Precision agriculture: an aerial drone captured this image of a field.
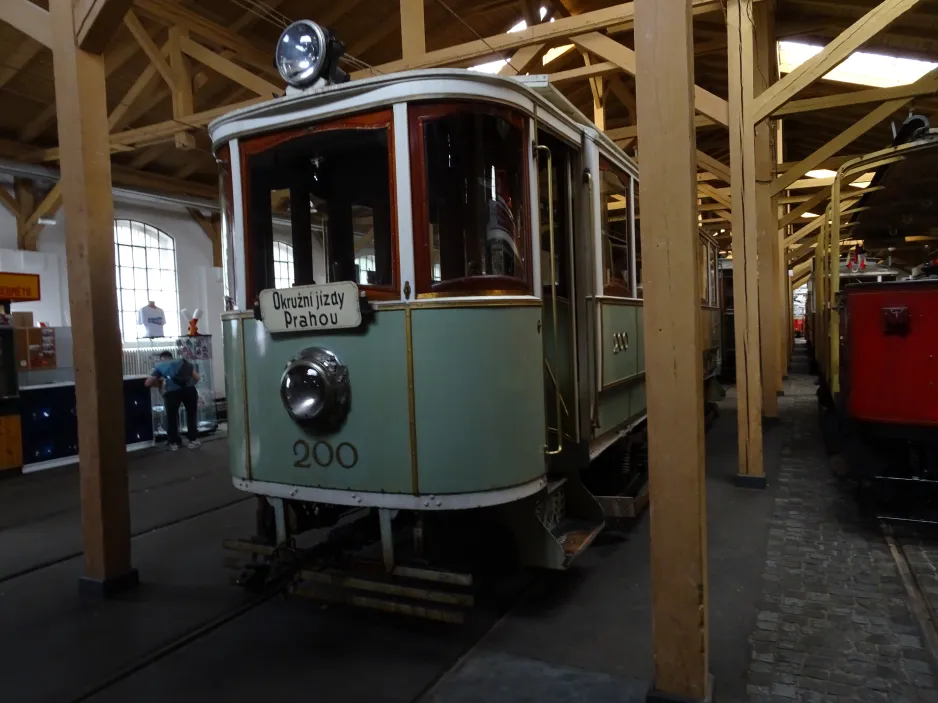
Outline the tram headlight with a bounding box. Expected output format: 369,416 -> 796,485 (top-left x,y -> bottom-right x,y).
280,348 -> 351,426
275,20 -> 328,88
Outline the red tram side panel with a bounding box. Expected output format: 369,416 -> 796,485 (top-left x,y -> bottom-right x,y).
841,281 -> 938,427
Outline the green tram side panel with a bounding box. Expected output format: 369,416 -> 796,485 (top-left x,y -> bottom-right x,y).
224,317 -> 250,479
541,298 -> 575,435
410,306 -> 547,495
233,312 -> 413,493
596,300 -> 646,436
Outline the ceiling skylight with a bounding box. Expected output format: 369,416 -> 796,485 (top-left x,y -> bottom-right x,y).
469,7 -> 558,74
778,41 -> 937,88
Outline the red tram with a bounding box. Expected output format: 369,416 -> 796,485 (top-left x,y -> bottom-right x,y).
809,119 -> 938,485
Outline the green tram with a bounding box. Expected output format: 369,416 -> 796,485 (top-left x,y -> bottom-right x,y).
210,22 -> 722,607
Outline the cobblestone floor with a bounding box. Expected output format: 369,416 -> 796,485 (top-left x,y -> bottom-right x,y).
746,374 -> 938,703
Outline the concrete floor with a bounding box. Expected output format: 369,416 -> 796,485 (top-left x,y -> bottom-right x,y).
0,390 -> 783,703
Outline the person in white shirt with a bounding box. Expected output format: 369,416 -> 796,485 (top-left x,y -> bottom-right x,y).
137,301 -> 166,338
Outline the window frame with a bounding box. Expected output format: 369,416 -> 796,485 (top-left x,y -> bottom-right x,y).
409,101 -> 533,298
272,241 -> 295,289
238,109 -> 400,302
598,157 -> 633,298
114,219 -> 179,342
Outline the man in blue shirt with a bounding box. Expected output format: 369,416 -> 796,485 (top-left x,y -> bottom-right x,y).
146,351 -> 202,451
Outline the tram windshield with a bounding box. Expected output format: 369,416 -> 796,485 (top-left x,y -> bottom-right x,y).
411,104 -> 530,295
241,111 -> 396,300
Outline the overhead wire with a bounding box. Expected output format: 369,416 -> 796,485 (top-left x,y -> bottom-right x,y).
432,0 -> 516,70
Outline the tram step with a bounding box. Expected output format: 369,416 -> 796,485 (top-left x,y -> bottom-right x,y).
550,518 -> 604,565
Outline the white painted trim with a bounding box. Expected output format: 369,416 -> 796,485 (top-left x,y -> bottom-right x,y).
393,103 -> 416,301
589,413 -> 646,461
529,116 -> 542,300
371,295 -> 541,308
628,176 -> 638,296
211,76 -> 537,146
232,475 -> 548,510
230,138 -> 248,311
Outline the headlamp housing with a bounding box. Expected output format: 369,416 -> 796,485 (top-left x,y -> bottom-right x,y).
280,347 -> 350,427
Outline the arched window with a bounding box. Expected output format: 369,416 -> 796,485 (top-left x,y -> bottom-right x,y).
273,241 -> 294,288
114,220 -> 179,341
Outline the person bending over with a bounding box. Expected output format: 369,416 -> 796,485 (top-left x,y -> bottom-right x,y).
146,351 -> 202,451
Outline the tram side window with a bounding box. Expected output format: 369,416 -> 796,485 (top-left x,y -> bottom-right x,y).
413,105 -> 529,295
243,115 -> 396,300
600,162 -> 631,297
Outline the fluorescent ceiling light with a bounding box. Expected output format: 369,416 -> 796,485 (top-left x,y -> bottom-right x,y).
778,40 -> 937,88
806,169 -> 837,179
803,212 -> 820,218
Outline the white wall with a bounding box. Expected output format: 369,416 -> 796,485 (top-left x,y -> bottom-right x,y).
0,190 -> 226,395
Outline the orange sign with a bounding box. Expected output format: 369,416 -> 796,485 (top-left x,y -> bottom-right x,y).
0,273 -> 40,302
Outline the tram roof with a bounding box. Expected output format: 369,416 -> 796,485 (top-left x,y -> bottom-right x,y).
208,68 -> 637,176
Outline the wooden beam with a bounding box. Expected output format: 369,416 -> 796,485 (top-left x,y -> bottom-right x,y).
0,39 -> 44,91
498,44 -> 547,75
134,0 -> 278,80
779,186 -> 831,231
0,186 -> 18,218
188,208 -> 222,267
74,0 -> 134,53
696,150 -> 731,182
168,27 -> 195,150
770,94 -> 918,196
753,0 -> 779,418
773,81 -> 938,118
570,32 -> 728,126
24,183 -> 62,235
107,56 -> 161,131
608,114 -> 717,141
753,0 -> 927,122
178,35 -> 283,98
698,182 -> 731,209
32,96 -> 266,162
13,179 -> 36,251
355,0 -> 721,77
50,0 -> 134,590
635,0 -> 709,699
401,0 -> 426,59
549,59 -> 619,84
0,0 -> 53,48
19,34 -> 140,143
123,10 -> 175,90
606,75 -> 636,121
728,0 -> 764,478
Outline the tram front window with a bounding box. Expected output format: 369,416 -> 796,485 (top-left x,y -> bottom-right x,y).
242,112 -> 397,300
412,105 -> 530,295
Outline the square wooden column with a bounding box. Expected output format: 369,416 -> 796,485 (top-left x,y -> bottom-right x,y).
50,0 -> 136,595
635,0 -> 710,700
754,0 -> 779,418
727,0 -> 765,487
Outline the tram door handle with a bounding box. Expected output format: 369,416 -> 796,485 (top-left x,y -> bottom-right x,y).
537,144 -> 562,457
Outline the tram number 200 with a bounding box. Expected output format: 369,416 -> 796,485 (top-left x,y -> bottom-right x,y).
293,439 -> 358,469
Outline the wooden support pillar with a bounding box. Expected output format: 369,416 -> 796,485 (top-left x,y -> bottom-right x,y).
13,178 -> 36,250
753,1 -> 778,417
50,0 -> 136,595
400,0 -> 426,60
635,0 -> 709,700
727,0 -> 765,485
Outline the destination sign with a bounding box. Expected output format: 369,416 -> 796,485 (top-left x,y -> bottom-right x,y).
259,281 -> 362,333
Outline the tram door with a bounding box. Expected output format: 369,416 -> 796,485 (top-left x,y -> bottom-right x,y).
537,129 -> 582,467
